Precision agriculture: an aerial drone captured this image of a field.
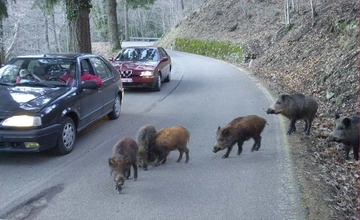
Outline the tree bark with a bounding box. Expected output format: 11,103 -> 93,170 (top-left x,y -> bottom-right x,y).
124,0 -> 129,41
108,0 -> 121,51
66,0 -> 92,53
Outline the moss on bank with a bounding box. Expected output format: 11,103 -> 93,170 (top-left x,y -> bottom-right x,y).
173,38 -> 243,63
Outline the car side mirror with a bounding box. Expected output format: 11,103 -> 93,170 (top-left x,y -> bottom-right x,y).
160,57 -> 168,62
78,80 -> 98,93
108,57 -> 114,62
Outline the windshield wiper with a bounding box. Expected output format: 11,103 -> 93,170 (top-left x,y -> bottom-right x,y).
17,82 -> 56,88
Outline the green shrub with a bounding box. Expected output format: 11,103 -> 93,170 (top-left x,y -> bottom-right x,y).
174,38 -> 243,63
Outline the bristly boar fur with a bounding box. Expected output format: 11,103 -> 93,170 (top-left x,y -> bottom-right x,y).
136,124 -> 157,170
149,126 -> 190,166
213,115 -> 267,158
108,137 -> 138,193
266,93 -> 318,135
326,114 -> 359,160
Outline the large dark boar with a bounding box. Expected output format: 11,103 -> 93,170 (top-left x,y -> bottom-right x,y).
149,126 -> 190,166
213,115 -> 267,158
326,114 -> 359,160
108,137 -> 138,193
136,124 -> 157,171
266,93 -> 318,135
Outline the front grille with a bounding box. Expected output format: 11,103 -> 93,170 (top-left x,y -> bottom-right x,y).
122,70 -> 132,77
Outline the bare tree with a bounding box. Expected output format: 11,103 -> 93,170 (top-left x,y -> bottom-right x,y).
107,0 -> 120,51
284,0 -> 290,26
45,0 -> 92,53
0,0 -> 14,65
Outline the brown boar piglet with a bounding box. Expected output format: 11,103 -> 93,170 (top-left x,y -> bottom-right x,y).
149,126 -> 190,166
136,124 -> 157,171
213,115 -> 267,158
108,137 -> 138,193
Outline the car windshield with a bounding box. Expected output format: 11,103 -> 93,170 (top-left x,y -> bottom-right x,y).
114,48 -> 159,62
0,57 -> 79,87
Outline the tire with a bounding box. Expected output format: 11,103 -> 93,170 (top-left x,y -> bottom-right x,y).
107,95 -> 121,120
52,117 -> 76,155
153,75 -> 161,91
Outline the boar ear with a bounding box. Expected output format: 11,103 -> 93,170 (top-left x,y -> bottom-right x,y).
217,126 -> 221,133
221,128 -> 230,137
342,118 -> 352,128
280,94 -> 288,101
108,158 -> 115,166
334,113 -> 340,119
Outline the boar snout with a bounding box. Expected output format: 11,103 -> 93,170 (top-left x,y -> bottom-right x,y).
266,108 -> 274,114
213,146 -> 221,153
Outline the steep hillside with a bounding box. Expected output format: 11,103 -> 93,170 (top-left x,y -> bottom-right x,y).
156,0 -> 359,219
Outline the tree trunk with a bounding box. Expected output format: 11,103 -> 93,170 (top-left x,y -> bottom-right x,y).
108,0 -> 121,51
284,0 -> 290,26
0,20 -> 4,65
66,0 -> 92,53
44,12 -> 51,52
310,0 -> 316,21
52,13 -> 60,52
124,0 -> 129,41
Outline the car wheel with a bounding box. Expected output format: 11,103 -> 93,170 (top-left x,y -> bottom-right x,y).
164,73 -> 170,82
153,75 -> 161,91
52,117 -> 76,155
107,95 -> 121,120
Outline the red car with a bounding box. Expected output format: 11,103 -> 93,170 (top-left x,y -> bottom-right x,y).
109,46 -> 171,91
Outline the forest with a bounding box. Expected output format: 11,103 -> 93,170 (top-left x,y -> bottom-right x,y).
0,0 -> 203,64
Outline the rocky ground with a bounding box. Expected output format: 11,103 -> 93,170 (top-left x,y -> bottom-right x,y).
153,0 -> 359,219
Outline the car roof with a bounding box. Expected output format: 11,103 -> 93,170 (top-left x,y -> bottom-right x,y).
14,53 -> 99,59
121,46 -> 161,49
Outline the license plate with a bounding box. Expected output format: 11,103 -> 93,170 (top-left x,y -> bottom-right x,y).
121,78 -> 133,82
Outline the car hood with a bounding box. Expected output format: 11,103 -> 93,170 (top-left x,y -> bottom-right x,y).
0,86 -> 69,116
112,61 -> 158,71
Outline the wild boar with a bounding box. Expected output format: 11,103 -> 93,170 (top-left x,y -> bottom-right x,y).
266,93 -> 318,135
213,115 -> 267,158
136,124 -> 157,171
108,137 -> 139,193
149,126 -> 190,166
326,114 -> 359,160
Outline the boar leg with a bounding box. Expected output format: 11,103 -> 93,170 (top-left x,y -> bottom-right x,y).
132,164 -> 138,180
287,119 -> 297,135
252,136 -> 262,151
353,145 -> 359,161
222,146 -> 233,158
305,118 -> 313,135
126,168 -> 131,180
304,119 -> 309,133
344,147 -> 350,160
176,149 -> 184,162
154,150 -> 168,166
184,147 -> 189,163
237,142 -> 243,155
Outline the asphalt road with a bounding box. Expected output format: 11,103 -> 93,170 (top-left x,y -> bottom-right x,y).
0,49 -> 306,220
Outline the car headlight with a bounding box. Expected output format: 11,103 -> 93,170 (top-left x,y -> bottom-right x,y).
140,71 -> 154,76
2,115 -> 42,127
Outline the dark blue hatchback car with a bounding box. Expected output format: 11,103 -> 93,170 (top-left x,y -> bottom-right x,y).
0,53 -> 124,155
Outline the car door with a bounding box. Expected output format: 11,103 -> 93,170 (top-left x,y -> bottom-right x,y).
77,59 -> 103,129
158,48 -> 171,77
89,57 -> 116,114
